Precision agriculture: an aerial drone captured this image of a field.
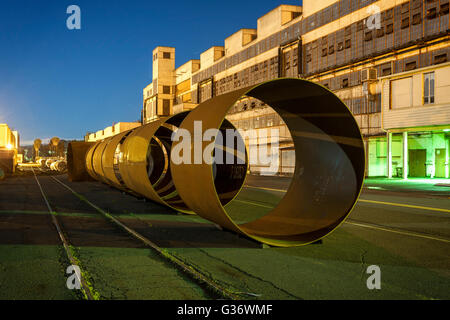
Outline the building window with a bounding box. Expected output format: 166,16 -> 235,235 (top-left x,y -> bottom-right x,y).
426,8 -> 437,19
401,17 -> 410,29
382,66 -> 392,76
253,117 -> 260,129
385,9 -> 393,20
401,3 -> 410,14
434,53 -> 447,64
424,72 -> 435,104
405,61 -> 416,71
412,13 -> 421,25
292,11 -> 301,19
345,39 -> 351,49
328,45 -> 334,54
441,3 -> 449,15
162,85 -> 170,94
364,30 -> 373,41
356,21 -> 363,31
342,78 -> 349,88
386,24 -> 393,34
163,52 -> 171,59
376,27 -> 384,38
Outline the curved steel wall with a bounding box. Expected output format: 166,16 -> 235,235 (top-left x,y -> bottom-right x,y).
69,78 -> 365,247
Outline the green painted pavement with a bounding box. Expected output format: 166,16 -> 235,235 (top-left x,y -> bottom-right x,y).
0,244 -> 75,300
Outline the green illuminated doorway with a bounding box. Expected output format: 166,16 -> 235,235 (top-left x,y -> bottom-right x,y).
408,149 -> 426,177
435,148 -> 446,178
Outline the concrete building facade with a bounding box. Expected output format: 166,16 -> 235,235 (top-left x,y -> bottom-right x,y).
142,0 -> 450,178
0,123 -> 19,173
85,122 -> 141,142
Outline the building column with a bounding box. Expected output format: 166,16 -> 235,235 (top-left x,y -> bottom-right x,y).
364,139 -> 369,177
430,132 -> 435,179
387,132 -> 392,178
403,131 -> 408,179
446,138 -> 449,179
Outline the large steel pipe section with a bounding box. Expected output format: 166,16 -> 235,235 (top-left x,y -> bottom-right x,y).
68,78 -> 364,247
115,111 -> 245,213
67,141 -> 96,181
118,112 -> 193,212
170,78 -> 365,246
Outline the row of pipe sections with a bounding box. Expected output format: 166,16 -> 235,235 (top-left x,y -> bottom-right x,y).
68,78 -> 365,247
38,158 -> 67,172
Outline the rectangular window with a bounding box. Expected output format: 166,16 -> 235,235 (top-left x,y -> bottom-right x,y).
412,13 -> 422,25
253,117 -> 260,129
424,72 -> 435,104
163,52 -> 171,59
401,17 -> 410,29
386,24 -> 393,34
401,3 -> 409,14
434,53 -> 447,64
385,9 -> 393,20
342,78 -> 349,88
163,85 -> 170,94
382,66 -> 392,76
426,8 -> 437,19
412,0 -> 421,9
292,11 -> 301,19
345,39 -> 351,48
376,27 -> 384,38
441,3 -> 450,15
405,61 -> 416,71
356,21 -> 363,31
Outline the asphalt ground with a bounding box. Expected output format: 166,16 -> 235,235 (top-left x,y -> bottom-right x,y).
0,172 -> 449,299
0,174 -> 214,300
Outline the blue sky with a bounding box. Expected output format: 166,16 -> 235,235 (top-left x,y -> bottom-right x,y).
0,0 -> 301,145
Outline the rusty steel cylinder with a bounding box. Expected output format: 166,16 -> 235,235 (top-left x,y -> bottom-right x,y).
68,78 -> 365,247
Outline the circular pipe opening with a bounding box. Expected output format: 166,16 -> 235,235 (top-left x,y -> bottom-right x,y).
170,78 -> 365,246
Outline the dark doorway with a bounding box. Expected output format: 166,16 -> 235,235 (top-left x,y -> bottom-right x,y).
408,149 -> 427,177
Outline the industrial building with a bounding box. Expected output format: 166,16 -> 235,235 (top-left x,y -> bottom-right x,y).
0,123 -> 19,173
142,0 -> 450,178
85,122 -> 141,142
